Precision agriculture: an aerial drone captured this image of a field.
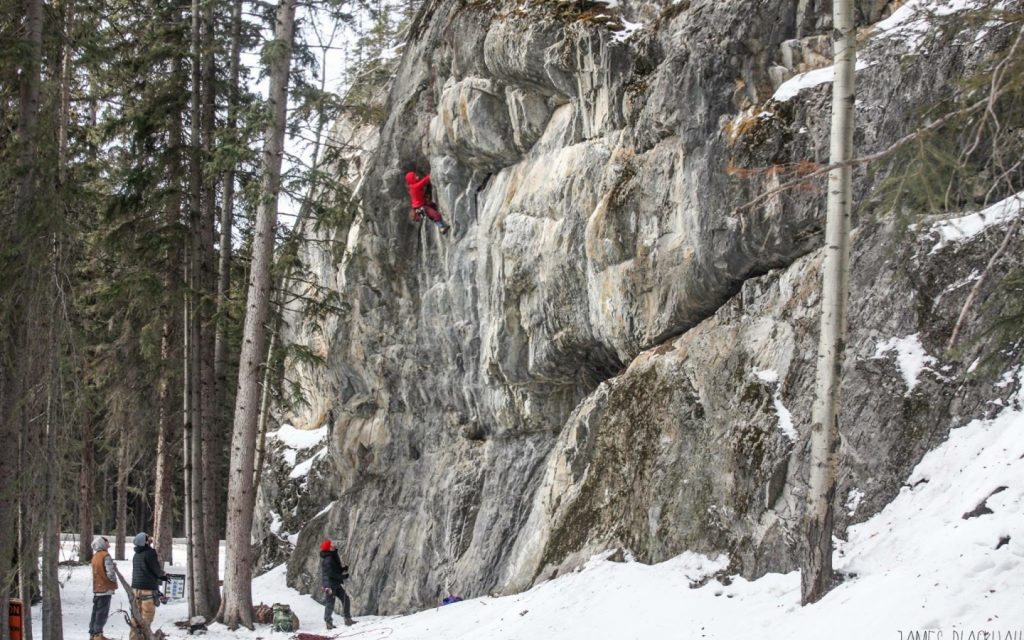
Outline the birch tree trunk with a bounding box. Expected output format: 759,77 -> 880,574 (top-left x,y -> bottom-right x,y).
220,0 -> 298,627
801,0 -> 856,606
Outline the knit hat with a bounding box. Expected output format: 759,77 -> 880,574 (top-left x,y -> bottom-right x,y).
133,532 -> 149,547
91,536 -> 109,552
320,539 -> 333,552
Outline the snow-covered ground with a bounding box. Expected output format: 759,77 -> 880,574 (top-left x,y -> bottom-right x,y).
35,368 -> 1024,639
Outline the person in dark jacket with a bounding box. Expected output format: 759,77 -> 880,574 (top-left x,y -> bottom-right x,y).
130,533 -> 168,640
405,172 -> 450,234
319,539 -> 355,628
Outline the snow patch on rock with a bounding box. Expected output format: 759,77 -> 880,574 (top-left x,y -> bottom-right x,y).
874,334 -> 938,395
929,191 -> 1024,255
754,369 -> 797,441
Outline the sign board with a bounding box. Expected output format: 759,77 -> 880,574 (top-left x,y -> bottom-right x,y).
164,565 -> 187,601
165,574 -> 186,601
9,599 -> 24,640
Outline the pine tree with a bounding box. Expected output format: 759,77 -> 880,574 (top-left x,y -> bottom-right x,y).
221,0 -> 299,628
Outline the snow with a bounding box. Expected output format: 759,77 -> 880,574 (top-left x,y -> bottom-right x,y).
773,0 -> 995,104
873,0 -> 995,51
874,334 -> 939,395
929,192 -> 1024,254
773,59 -> 872,103
845,488 -> 865,516
314,501 -> 337,519
35,377 -> 1024,640
754,369 -> 798,441
612,19 -> 644,43
996,367 -> 1019,389
270,424 -> 328,450
289,447 -> 328,479
269,424 -> 329,477
269,511 -> 284,535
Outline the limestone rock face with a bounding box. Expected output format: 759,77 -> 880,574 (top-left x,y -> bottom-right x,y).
262,0 -> 1022,615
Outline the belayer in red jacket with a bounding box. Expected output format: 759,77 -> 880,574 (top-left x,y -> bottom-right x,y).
405,171 -> 450,234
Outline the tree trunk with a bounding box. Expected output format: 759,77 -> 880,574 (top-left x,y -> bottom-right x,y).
58,0 -> 75,185
16,356 -> 41,640
114,566 -> 155,640
16,0 -> 43,210
199,0 -> 222,608
189,301 -> 210,616
801,0 -> 856,606
220,0 -> 298,628
154,51 -> 187,572
154,320 -> 179,565
187,0 -> 212,617
42,251 -> 65,640
18,505 -> 37,640
183,287 -> 195,618
213,0 -> 243,569
252,330 -> 277,490
79,416 -> 96,563
0,366 -> 17,640
215,0 -> 243,396
0,3 -> 43,622
115,428 -> 130,561
41,427 -> 64,640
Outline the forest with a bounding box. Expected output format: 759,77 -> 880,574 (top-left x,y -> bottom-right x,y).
1,0 -> 414,635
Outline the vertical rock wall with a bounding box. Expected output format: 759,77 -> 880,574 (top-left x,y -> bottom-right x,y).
259,0 -> 1024,614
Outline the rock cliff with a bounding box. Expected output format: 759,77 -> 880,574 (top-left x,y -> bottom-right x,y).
255,0 -> 1024,614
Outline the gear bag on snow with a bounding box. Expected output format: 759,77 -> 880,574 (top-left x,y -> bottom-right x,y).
271,604 -> 298,632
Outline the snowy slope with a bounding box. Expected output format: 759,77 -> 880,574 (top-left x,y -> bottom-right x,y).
38,369 -> 1024,639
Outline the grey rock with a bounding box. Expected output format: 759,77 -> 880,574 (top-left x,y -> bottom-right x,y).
261,0 -> 1023,616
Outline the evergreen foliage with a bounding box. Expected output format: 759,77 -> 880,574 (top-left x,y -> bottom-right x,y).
874,4 -> 1024,356
0,0 -> 410,618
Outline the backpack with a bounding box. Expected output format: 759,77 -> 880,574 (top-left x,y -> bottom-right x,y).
272,604 -> 299,632
253,603 -> 274,625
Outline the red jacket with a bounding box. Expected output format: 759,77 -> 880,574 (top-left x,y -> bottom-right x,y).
405,172 -> 430,208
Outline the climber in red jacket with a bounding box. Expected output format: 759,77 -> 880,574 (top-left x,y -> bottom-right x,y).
405,171 -> 450,234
